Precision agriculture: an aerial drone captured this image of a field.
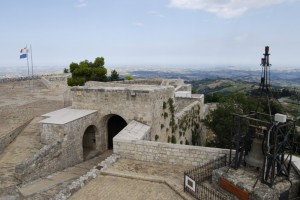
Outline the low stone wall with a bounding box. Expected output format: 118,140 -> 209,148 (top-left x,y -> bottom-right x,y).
113,139 -> 230,167
0,119 -> 32,154
0,76 -> 40,83
41,77 -> 52,89
175,84 -> 191,92
118,79 -> 163,86
41,74 -> 70,89
175,97 -> 198,112
113,120 -> 150,142
15,141 -> 63,183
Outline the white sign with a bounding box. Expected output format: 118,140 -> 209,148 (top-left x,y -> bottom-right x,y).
185,175 -> 196,192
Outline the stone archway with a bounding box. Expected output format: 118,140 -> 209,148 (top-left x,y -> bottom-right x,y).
83,125 -> 97,160
107,115 -> 127,149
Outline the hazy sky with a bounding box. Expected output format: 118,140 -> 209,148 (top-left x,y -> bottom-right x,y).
1,0 -> 300,68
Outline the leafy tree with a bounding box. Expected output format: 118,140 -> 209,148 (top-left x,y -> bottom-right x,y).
93,57 -> 105,68
125,75 -> 133,80
67,77 -> 86,86
109,70 -> 119,81
203,93 -> 283,148
93,67 -> 107,81
205,93 -> 222,103
69,62 -> 79,73
67,57 -> 118,86
63,68 -> 69,73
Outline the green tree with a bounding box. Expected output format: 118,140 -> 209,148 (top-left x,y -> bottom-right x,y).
69,62 -> 79,73
125,75 -> 133,80
93,67 -> 107,81
109,70 -> 119,81
67,57 -> 117,86
203,93 -> 272,148
93,57 -> 105,68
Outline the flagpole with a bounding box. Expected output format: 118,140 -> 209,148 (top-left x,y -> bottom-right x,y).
30,44 -> 34,90
26,45 -> 30,88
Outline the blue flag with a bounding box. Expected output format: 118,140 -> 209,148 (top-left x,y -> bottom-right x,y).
20,54 -> 27,59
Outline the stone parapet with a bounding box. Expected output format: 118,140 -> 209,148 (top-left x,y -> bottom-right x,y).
113,120 -> 150,142
0,76 -> 40,83
0,118 -> 32,154
113,138 -> 230,167
15,140 -> 62,183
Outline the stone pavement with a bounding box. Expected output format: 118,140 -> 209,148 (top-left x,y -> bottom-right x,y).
292,156 -> 300,175
69,175 -> 184,200
19,151 -> 112,200
70,158 -> 195,200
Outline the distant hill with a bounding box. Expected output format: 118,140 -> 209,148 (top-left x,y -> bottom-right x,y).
126,67 -> 300,88
188,79 -> 256,95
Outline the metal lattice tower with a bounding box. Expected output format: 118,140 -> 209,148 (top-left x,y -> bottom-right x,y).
230,46 -> 296,187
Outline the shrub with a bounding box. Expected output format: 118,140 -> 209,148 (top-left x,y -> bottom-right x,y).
125,75 -> 133,80
163,102 -> 167,109
171,135 -> 176,144
67,77 -> 86,86
155,135 -> 159,141
164,112 -> 168,119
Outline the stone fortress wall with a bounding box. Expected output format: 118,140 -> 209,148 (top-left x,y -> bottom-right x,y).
14,78 -> 209,184
113,121 -> 229,167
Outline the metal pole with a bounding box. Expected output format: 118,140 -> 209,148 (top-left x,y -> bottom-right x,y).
26,45 -> 30,88
30,45 -> 34,90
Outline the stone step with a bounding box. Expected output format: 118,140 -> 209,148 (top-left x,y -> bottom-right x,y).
18,150 -> 112,199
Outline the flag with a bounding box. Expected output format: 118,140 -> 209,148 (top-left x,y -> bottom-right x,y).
20,48 -> 29,54
20,54 -> 27,59
20,48 -> 28,59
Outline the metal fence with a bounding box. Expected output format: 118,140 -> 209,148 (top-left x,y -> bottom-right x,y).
184,155 -> 227,200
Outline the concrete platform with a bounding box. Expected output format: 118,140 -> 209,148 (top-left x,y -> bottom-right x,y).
40,108 -> 97,125
292,156 -> 300,175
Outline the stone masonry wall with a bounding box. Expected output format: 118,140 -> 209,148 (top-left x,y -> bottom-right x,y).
71,86 -> 174,141
41,74 -> 70,89
113,139 -> 230,167
175,97 -> 198,112
0,119 -> 32,154
0,76 -> 40,83
157,94 -> 205,145
41,111 -> 102,163
85,79 -> 163,87
15,140 -> 62,183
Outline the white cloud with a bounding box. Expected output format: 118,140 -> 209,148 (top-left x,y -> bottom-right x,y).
75,0 -> 87,8
234,33 -> 249,41
169,0 -> 294,18
132,22 -> 145,27
148,11 -> 165,18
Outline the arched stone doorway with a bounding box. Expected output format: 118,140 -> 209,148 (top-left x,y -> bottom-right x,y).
83,125 -> 97,160
107,115 -> 127,149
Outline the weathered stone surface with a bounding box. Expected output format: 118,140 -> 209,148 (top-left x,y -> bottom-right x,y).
114,138 -> 230,167
212,166 -> 300,200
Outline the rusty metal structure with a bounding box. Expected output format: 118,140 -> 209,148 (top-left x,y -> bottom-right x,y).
230,46 -> 297,187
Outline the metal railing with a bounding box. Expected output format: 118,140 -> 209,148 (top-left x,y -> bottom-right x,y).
184,155 -> 227,200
